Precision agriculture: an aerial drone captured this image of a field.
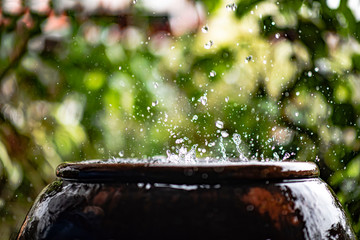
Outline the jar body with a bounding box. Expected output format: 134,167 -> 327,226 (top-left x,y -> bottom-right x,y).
17,177 -> 355,240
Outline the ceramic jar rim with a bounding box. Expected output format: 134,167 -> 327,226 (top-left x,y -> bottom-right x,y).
56,160 -> 319,183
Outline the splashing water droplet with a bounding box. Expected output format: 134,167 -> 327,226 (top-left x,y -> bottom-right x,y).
308,71 -> 313,77
192,115 -> 198,121
232,134 -> 248,161
152,100 -> 158,106
202,25 -> 209,33
245,55 -> 253,63
209,70 -> 216,77
118,66 -> 122,70
216,120 -> 224,129
232,133 -> 241,145
199,94 -> 207,105
273,152 -> 280,161
185,144 -> 198,163
132,0 -> 137,4
275,33 -> 280,39
175,138 -> 184,144
283,152 -> 291,160
219,137 -> 227,161
221,131 -> 229,138
153,82 -> 158,88
226,3 -> 237,11
118,151 -> 124,157
225,96 -> 229,102
204,40 -> 213,49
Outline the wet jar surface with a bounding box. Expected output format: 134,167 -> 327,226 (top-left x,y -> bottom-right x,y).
17,161 -> 356,240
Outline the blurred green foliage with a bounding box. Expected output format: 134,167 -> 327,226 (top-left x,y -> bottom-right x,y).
1,0 -> 360,238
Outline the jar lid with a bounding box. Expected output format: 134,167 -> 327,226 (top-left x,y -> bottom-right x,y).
56,159 -> 319,183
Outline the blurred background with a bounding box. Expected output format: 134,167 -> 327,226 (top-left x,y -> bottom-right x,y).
1,0 -> 360,238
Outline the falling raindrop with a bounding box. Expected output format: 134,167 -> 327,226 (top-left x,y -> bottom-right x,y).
209,70 -> 216,77
216,120 -> 224,129
204,40 -> 213,49
202,25 -> 209,33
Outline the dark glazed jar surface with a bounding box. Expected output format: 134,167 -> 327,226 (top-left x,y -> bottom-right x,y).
17,160 -> 356,240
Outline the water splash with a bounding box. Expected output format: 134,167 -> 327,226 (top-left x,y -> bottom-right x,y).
219,136 -> 227,161
201,25 -> 209,33
215,120 -> 224,129
199,94 -> 207,105
204,40 -> 213,49
166,144 -> 198,163
232,133 -> 248,161
152,100 -> 159,106
226,3 -> 237,11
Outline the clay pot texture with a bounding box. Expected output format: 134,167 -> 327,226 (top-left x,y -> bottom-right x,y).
17,160 -> 356,240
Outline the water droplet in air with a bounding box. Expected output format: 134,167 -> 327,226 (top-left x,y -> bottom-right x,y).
118,66 -> 122,70
307,71 -> 313,77
273,152 -> 280,160
216,120 -> 224,129
225,96 -> 229,102
199,94 -> 207,105
295,112 -> 299,117
175,138 -> 184,144
283,152 -> 291,160
204,40 -> 213,49
314,67 -> 319,72
245,55 -> 253,63
192,115 -> 198,121
296,91 -> 300,96
221,131 -> 229,138
275,33 -> 280,39
202,25 -> 209,33
232,133 -> 241,145
226,3 -> 237,11
118,151 -> 124,157
132,0 -> 137,4
153,82 -> 158,88
209,70 -> 216,77
152,100 -> 158,106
